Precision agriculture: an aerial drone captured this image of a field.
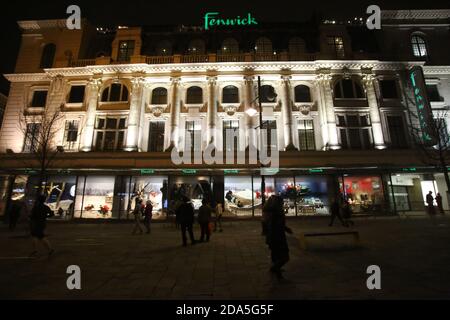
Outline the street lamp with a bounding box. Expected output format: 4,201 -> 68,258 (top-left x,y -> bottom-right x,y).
245,76 -> 277,206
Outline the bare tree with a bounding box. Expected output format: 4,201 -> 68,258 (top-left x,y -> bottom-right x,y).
19,104 -> 65,196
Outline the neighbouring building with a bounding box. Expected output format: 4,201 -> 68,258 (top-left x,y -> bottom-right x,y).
0,10 -> 450,220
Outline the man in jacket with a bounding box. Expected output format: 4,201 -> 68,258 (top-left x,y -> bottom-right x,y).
177,196 -> 196,246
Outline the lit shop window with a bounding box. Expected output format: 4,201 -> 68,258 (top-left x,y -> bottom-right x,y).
74,176 -> 115,219
224,176 -> 255,216
293,176 -> 331,215
130,176 -> 168,215
340,176 -> 384,214
94,117 -> 127,151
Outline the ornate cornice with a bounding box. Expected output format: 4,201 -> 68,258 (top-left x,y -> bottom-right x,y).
381,10 -> 450,21
4,61 -> 426,83
422,66 -> 450,75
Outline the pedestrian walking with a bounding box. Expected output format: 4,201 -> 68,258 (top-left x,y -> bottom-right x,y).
426,191 -> 436,216
435,193 -> 445,215
177,196 -> 195,246
342,200 -> 354,226
262,197 -> 275,236
265,195 -> 293,279
29,195 -> 55,258
144,200 -> 153,234
8,200 -> 22,231
214,202 -> 223,232
132,198 -> 144,235
198,199 -> 212,242
329,197 -> 348,227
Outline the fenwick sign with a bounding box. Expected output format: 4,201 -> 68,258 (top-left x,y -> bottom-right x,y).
409,66 -> 437,146
204,12 -> 258,30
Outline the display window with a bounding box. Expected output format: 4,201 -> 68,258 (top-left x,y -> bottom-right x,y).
170,176 -> 212,211
0,176 -> 12,216
74,176 -> 115,219
340,175 -> 384,213
224,176 -> 254,216
43,176 -> 76,219
253,177 -> 275,216
293,176 -> 330,215
275,177 -> 297,216
130,176 -> 168,219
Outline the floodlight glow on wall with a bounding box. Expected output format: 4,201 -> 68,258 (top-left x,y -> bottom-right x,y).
245,107 -> 258,117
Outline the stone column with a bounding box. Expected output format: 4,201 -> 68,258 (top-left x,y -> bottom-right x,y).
166,77 -> 181,151
316,72 -> 340,149
363,73 -> 386,149
207,77 -> 217,146
81,78 -> 102,152
280,76 -> 297,151
244,75 -> 256,149
125,77 -> 144,151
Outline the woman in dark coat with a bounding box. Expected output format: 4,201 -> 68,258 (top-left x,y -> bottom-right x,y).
265,195 -> 293,279
29,195 -> 54,257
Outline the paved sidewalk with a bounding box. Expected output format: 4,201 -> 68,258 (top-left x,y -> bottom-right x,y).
0,216 -> 449,299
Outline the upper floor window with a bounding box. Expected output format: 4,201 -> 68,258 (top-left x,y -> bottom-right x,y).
379,80 -> 398,99
185,120 -> 202,152
64,120 -> 79,150
23,123 -> 41,153
117,40 -> 135,62
101,83 -> 129,102
298,119 -> 315,151
220,38 -> 239,54
426,84 -> 443,102
434,118 -> 449,148
294,85 -> 312,103
411,34 -> 428,58
387,115 -> 408,149
327,36 -> 345,59
334,79 -> 364,99
261,120 -> 277,152
222,86 -> 239,103
156,40 -> 172,56
337,114 -> 373,150
223,120 -> 239,152
40,43 -> 56,69
94,116 -> 127,151
148,121 -> 165,152
254,37 -> 273,54
31,90 -> 48,108
186,86 -> 203,104
68,85 -> 86,103
289,37 -> 306,55
260,85 -> 277,103
151,87 -> 168,104
188,39 -> 206,55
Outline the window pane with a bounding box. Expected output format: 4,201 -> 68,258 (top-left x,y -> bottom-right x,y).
118,118 -> 126,129
95,132 -> 103,151
347,115 -> 359,126
362,129 -> 371,148
104,132 -> 116,151
388,116 -> 407,148
340,129 -> 348,149
109,84 -> 122,102
295,85 -> 311,103
426,85 -> 442,102
223,120 -> 239,152
342,80 -> 354,98
97,118 -> 105,129
152,88 -> 168,104
222,86 -> 239,103
349,129 -> 362,149
186,87 -> 203,104
31,91 -> 48,108
117,131 -> 124,150
380,80 -> 398,99
101,88 -> 109,102
148,122 -> 165,152
118,40 -> 135,62
337,115 -> 346,126
106,118 -> 117,129
68,86 -> 86,103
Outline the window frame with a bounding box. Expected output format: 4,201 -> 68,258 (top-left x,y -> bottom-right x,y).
101,83 -> 129,103
297,119 -> 316,151
151,87 -> 168,105
93,116 -> 128,151
327,36 -> 345,59
63,120 -> 80,151
117,40 -> 135,62
67,85 -> 86,104
337,113 -> 373,150
186,86 -> 203,105
23,123 -> 41,153
411,34 -> 428,58
223,119 -> 240,152
222,85 -> 239,104
148,121 -> 165,152
334,79 -> 365,100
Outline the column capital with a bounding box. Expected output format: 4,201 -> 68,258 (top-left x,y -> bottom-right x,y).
88,78 -> 102,90
131,77 -> 145,89
170,77 -> 181,85
244,75 -> 255,84
361,74 -> 377,87
280,75 -> 292,84
207,76 -> 218,86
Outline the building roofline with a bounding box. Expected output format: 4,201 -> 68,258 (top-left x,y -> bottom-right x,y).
382,9 -> 450,21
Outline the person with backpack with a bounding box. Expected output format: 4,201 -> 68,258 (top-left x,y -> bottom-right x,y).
132,198 -> 144,235
29,195 -> 55,258
143,200 -> 153,234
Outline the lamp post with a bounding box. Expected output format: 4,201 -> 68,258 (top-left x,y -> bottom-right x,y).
246,76 -> 277,207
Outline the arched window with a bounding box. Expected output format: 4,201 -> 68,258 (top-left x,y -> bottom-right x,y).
334,79 -> 364,99
289,37 -> 306,54
294,85 -> 311,102
411,34 -> 428,57
222,86 -> 239,103
156,40 -> 172,56
186,86 -> 203,104
40,43 -> 56,68
254,37 -> 272,54
187,39 -> 205,55
221,38 -> 239,54
101,83 -> 129,102
151,87 -> 168,104
260,85 -> 277,103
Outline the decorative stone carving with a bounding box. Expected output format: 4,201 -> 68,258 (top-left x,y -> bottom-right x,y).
223,105 -> 238,116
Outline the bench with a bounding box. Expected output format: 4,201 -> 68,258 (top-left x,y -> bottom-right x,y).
300,231 -> 360,249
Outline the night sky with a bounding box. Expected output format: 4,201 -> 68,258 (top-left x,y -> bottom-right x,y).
1,0 -> 449,95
